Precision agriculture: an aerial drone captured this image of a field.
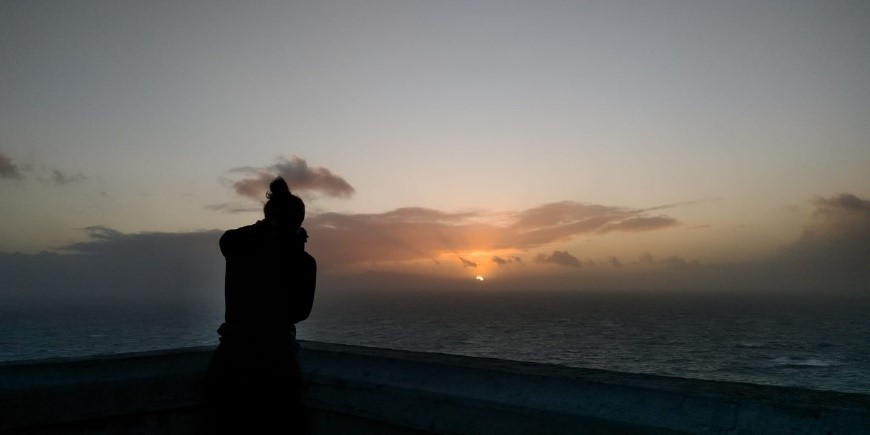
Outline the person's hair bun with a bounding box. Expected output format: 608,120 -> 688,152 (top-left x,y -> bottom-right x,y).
263,176 -> 305,226
267,177 -> 291,199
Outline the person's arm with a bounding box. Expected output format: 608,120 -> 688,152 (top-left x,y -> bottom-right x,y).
290,253 -> 317,323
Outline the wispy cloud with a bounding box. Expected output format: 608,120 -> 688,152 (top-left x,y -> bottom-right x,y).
49,169 -> 87,185
535,250 -> 582,268
205,202 -> 262,213
82,225 -> 124,240
595,216 -> 679,234
641,198 -> 721,212
492,255 -> 522,266
0,153 -> 88,185
458,257 -> 477,268
226,156 -> 354,200
0,152 -> 23,180
509,202 -> 681,246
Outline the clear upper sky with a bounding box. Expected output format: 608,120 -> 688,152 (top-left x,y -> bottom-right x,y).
1,1 -> 869,299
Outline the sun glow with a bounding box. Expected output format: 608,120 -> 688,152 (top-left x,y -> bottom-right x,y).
476,275 -> 484,281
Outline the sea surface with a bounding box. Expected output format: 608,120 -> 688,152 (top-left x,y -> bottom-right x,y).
2,290 -> 869,394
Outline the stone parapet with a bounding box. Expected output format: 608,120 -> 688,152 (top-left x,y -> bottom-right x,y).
1,341 -> 868,434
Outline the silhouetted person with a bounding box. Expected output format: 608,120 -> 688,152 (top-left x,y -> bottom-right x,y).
205,177 -> 316,434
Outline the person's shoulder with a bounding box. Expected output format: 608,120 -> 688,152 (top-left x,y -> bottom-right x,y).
219,225 -> 246,241
300,251 -> 316,266
219,222 -> 264,254
223,221 -> 263,236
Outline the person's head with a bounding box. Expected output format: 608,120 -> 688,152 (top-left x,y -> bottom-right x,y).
263,177 -> 305,229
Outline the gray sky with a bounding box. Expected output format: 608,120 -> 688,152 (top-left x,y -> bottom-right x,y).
1,1 -> 869,300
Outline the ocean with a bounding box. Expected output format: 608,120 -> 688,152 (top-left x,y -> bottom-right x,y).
2,290 -> 869,395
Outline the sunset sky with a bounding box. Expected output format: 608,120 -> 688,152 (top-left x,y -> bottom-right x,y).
2,1 -> 869,303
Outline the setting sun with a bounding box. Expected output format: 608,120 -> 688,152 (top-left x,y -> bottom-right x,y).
476,275 -> 484,281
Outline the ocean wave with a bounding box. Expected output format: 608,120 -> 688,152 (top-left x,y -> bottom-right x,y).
772,356 -> 840,368
736,341 -> 765,348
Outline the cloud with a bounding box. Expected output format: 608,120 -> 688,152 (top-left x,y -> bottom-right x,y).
772,193 -> 870,288
492,255 -> 522,266
458,257 -> 477,268
595,216 -> 679,234
535,250 -> 582,268
305,200 -> 681,269
794,193 -> 870,252
641,197 -> 722,212
49,169 -> 87,185
205,202 -> 262,213
1,228 -> 225,305
0,153 -> 87,185
601,193 -> 870,294
812,193 -> 870,216
638,252 -> 655,264
509,202 -> 680,246
82,225 -> 124,240
227,156 -> 354,200
306,208 -> 484,267
3,193 -> 868,307
631,252 -> 700,268
660,256 -> 700,268
0,153 -> 23,180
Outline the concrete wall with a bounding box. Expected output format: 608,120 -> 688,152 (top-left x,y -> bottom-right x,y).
1,341 -> 868,434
